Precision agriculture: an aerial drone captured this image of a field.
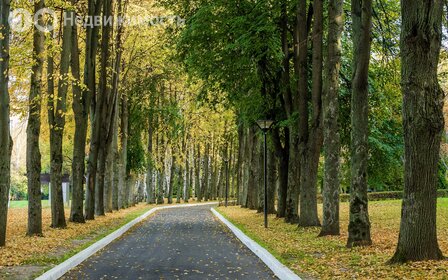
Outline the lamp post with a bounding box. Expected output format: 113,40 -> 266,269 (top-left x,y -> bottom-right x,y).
256,119 -> 274,228
223,157 -> 229,207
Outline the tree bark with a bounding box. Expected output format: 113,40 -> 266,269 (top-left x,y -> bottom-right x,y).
236,123 -> 245,205
84,0 -> 103,220
70,10 -> 87,223
168,154 -> 175,204
347,0 -> 373,248
48,11 -> 72,228
247,127 -> 259,210
297,0 -> 323,228
267,146 -> 276,214
118,94 -> 129,209
26,0 -> 45,236
195,144 -> 202,202
202,143 -> 210,201
389,0 -> 444,263
146,117 -> 155,204
319,0 -> 344,237
95,0 -> 114,216
0,0 -> 11,247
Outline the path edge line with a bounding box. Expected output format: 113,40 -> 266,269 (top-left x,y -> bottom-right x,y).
35,202 -> 217,280
211,208 -> 302,280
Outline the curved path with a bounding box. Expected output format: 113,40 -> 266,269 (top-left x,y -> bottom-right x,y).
61,205 -> 277,280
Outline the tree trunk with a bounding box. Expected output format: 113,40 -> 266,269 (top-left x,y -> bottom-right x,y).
184,143 -> 190,202
168,154 -> 175,204
203,144 -> 210,201
247,127 -> 259,210
156,135 -> 165,205
267,147 -> 276,214
241,128 -> 250,207
146,121 -> 155,204
84,0 -> 103,220
176,164 -> 183,203
70,12 -> 87,223
347,0 -> 373,248
195,144 -> 202,202
298,0 -> 323,228
319,0 -> 343,237
95,0 -> 114,216
389,0 -> 444,263
0,0 -> 11,247
48,12 -> 72,228
118,94 -> 128,209
26,0 -> 45,236
236,123 -> 244,205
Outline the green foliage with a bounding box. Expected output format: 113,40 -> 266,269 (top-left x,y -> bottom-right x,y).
10,172 -> 27,200
438,159 -> 448,190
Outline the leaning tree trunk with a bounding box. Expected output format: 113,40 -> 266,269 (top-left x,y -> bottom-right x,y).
48,12 -> 72,228
0,0 -> 11,247
26,0 -> 45,236
319,0 -> 343,237
390,0 -> 444,263
298,0 -> 323,227
347,0 -> 373,248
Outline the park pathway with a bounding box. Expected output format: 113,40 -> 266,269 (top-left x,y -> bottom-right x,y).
61,205 -> 277,280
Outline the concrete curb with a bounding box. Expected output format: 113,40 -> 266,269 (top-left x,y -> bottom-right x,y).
35,202 -> 218,280
211,208 -> 302,280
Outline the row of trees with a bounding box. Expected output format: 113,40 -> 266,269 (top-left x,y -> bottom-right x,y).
0,0 -> 237,247
165,0 -> 446,263
0,0 -> 446,264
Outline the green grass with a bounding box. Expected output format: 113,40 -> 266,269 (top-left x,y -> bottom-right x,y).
9,200 -> 50,208
217,198 -> 448,280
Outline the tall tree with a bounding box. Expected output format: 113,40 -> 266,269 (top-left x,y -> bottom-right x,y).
118,92 -> 129,208
0,0 -> 11,247
390,0 -> 445,263
347,0 -> 373,247
70,2 -> 87,223
298,0 -> 324,227
26,0 -> 45,236
319,0 -> 344,237
84,0 -> 104,220
95,0 -> 114,216
47,9 -> 73,228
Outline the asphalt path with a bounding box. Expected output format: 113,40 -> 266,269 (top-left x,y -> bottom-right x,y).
61,204 -> 277,280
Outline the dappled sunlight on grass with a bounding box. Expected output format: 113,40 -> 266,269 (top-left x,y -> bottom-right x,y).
218,199 -> 448,279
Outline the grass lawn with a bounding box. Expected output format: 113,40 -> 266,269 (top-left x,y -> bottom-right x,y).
217,199 -> 448,280
8,200 -> 50,209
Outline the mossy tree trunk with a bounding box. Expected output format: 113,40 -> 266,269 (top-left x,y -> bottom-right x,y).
347,0 -> 373,248
319,0 -> 344,237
